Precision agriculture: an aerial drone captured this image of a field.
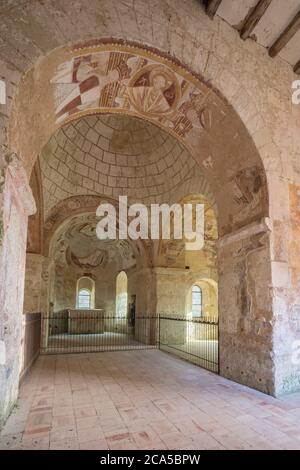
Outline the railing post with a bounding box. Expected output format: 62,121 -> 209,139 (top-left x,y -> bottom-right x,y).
158,314 -> 160,350
217,317 -> 220,375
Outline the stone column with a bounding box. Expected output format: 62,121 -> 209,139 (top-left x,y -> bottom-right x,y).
218,217 -> 274,395
127,267 -> 157,344
154,267 -> 188,346
269,177 -> 300,395
0,156 -> 36,425
23,253 -> 44,314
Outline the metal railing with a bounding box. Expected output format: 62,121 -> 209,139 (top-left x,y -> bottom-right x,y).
40,313 -> 219,373
158,315 -> 219,373
40,314 -> 158,354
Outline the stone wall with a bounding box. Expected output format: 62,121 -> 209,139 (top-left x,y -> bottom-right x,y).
23,253 -> 44,314
128,268 -> 156,316
0,159 -> 35,425
218,218 -> 274,394
52,264 -> 117,314
272,184 -> 300,395
19,312 -> 41,384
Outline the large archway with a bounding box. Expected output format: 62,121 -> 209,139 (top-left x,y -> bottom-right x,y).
0,38 -> 275,425
10,40 -> 269,236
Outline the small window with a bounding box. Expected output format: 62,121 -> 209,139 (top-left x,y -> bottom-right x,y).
78,289 -> 91,309
116,271 -> 128,318
192,285 -> 202,317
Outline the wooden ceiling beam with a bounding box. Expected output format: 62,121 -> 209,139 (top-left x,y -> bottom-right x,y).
240,0 -> 273,40
269,10 -> 300,58
294,59 -> 300,75
206,0 -> 222,19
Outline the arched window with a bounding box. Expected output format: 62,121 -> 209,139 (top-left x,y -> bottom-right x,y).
76,277 -> 95,309
192,285 -> 202,317
78,288 -> 91,309
116,271 -> 128,318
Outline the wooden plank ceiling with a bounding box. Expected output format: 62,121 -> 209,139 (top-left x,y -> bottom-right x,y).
203,0 -> 300,74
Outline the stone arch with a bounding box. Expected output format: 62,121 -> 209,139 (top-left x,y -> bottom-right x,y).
44,195 -> 152,268
8,39 -> 269,237
26,160 -> 44,255
0,35 -> 276,427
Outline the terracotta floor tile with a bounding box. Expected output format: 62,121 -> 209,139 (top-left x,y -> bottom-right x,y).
0,433 -> 23,450
23,426 -> 51,439
1,419 -> 26,435
20,436 -> 50,450
79,439 -> 108,450
74,405 -> 97,418
50,426 -> 77,442
76,415 -> 101,429
26,411 -> 52,428
108,438 -> 136,450
53,406 -> 74,417
77,425 -> 105,443
49,438 -> 80,450
52,414 -> 75,429
3,350 -> 300,450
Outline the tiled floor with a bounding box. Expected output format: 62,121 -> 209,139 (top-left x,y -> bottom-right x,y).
1,349 -> 300,450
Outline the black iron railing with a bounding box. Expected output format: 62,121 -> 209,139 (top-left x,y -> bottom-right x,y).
40,315 -> 158,354
40,313 -> 219,373
158,315 -> 219,373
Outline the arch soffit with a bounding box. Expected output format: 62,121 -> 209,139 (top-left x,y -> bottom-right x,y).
10,39 -> 269,236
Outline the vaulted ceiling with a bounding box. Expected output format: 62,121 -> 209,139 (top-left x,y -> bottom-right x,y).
39,114 -> 214,217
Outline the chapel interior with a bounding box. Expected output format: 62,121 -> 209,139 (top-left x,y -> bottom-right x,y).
1,0 -> 300,451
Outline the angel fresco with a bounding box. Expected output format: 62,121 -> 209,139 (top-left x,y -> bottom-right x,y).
51,52 -> 134,123
50,49 -> 205,142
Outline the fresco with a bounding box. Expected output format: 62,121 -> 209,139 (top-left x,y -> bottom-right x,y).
51,213 -> 136,271
51,50 -> 213,139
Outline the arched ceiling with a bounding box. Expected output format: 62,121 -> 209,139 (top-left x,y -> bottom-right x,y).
48,194 -> 218,272
39,114 -> 214,217
50,213 -> 138,273
8,27 -> 269,236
